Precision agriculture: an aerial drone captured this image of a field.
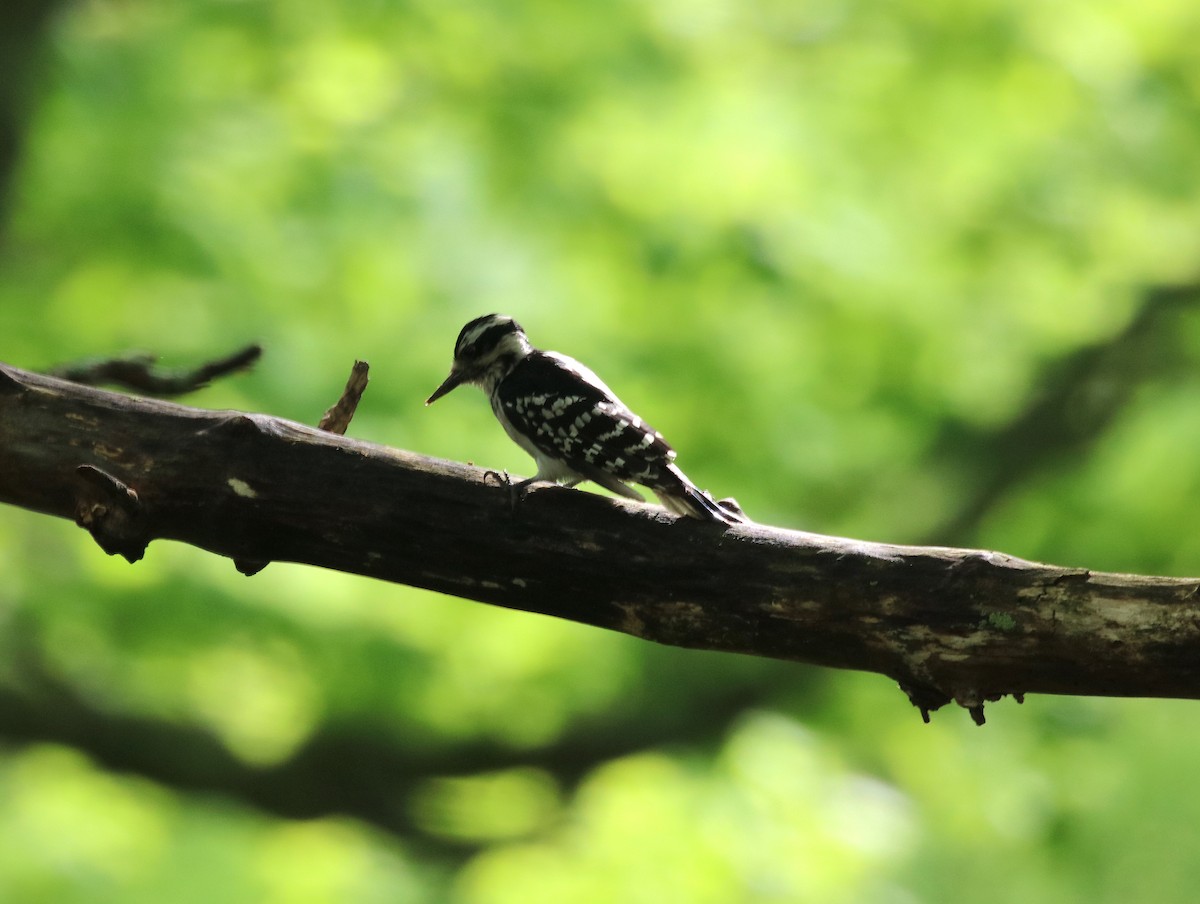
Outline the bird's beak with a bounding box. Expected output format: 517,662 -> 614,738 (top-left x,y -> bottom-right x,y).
426,368 -> 466,406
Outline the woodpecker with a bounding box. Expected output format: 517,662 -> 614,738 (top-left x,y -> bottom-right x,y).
426,314 -> 744,524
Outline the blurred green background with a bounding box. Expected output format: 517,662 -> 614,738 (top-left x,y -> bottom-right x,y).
3,0 -> 1200,901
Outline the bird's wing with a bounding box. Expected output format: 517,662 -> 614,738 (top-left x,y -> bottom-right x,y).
496,351 -> 678,483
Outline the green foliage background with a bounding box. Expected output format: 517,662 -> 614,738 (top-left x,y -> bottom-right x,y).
3,0 -> 1200,900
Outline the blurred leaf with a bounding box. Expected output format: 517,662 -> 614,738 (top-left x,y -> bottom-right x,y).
4,0 -> 1200,900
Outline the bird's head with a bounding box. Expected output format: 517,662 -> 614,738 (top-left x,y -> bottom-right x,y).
426,313 -> 532,404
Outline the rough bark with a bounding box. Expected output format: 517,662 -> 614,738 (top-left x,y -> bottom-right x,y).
2,360 -> 1199,723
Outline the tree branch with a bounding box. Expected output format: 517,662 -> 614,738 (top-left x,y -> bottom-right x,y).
929,283 -> 1200,544
46,344 -> 263,396
317,360 -> 369,434
0,642 -> 770,853
3,360 -> 1199,722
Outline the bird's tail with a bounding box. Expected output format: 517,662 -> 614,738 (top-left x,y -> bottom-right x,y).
654,465 -> 747,525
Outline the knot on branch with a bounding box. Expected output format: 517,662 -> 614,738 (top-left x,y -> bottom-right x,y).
899,680 -> 952,724
899,677 -> 1029,725
74,465 -> 148,563
234,557 -> 269,577
208,412 -> 266,438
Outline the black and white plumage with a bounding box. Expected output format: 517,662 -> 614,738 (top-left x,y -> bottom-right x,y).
426,314 -> 744,524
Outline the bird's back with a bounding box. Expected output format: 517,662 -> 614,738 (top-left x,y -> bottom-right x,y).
494,351 -> 678,485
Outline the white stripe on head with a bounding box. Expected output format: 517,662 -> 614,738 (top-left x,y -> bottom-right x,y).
454,315 -> 532,364
458,315 -> 515,353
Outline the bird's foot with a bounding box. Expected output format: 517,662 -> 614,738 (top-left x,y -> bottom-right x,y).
482,469 -> 537,516
482,468 -> 510,489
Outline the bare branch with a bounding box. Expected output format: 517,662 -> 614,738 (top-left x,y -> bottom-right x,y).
930,283 -> 1200,544
47,344 -> 262,395
318,360 -> 370,434
2,359 -> 1199,723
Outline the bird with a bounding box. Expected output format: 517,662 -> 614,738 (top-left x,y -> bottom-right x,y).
426,314 -> 745,524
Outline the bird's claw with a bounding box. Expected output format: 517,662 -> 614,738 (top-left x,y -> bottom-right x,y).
482,469 -> 534,516
482,469 -> 511,489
